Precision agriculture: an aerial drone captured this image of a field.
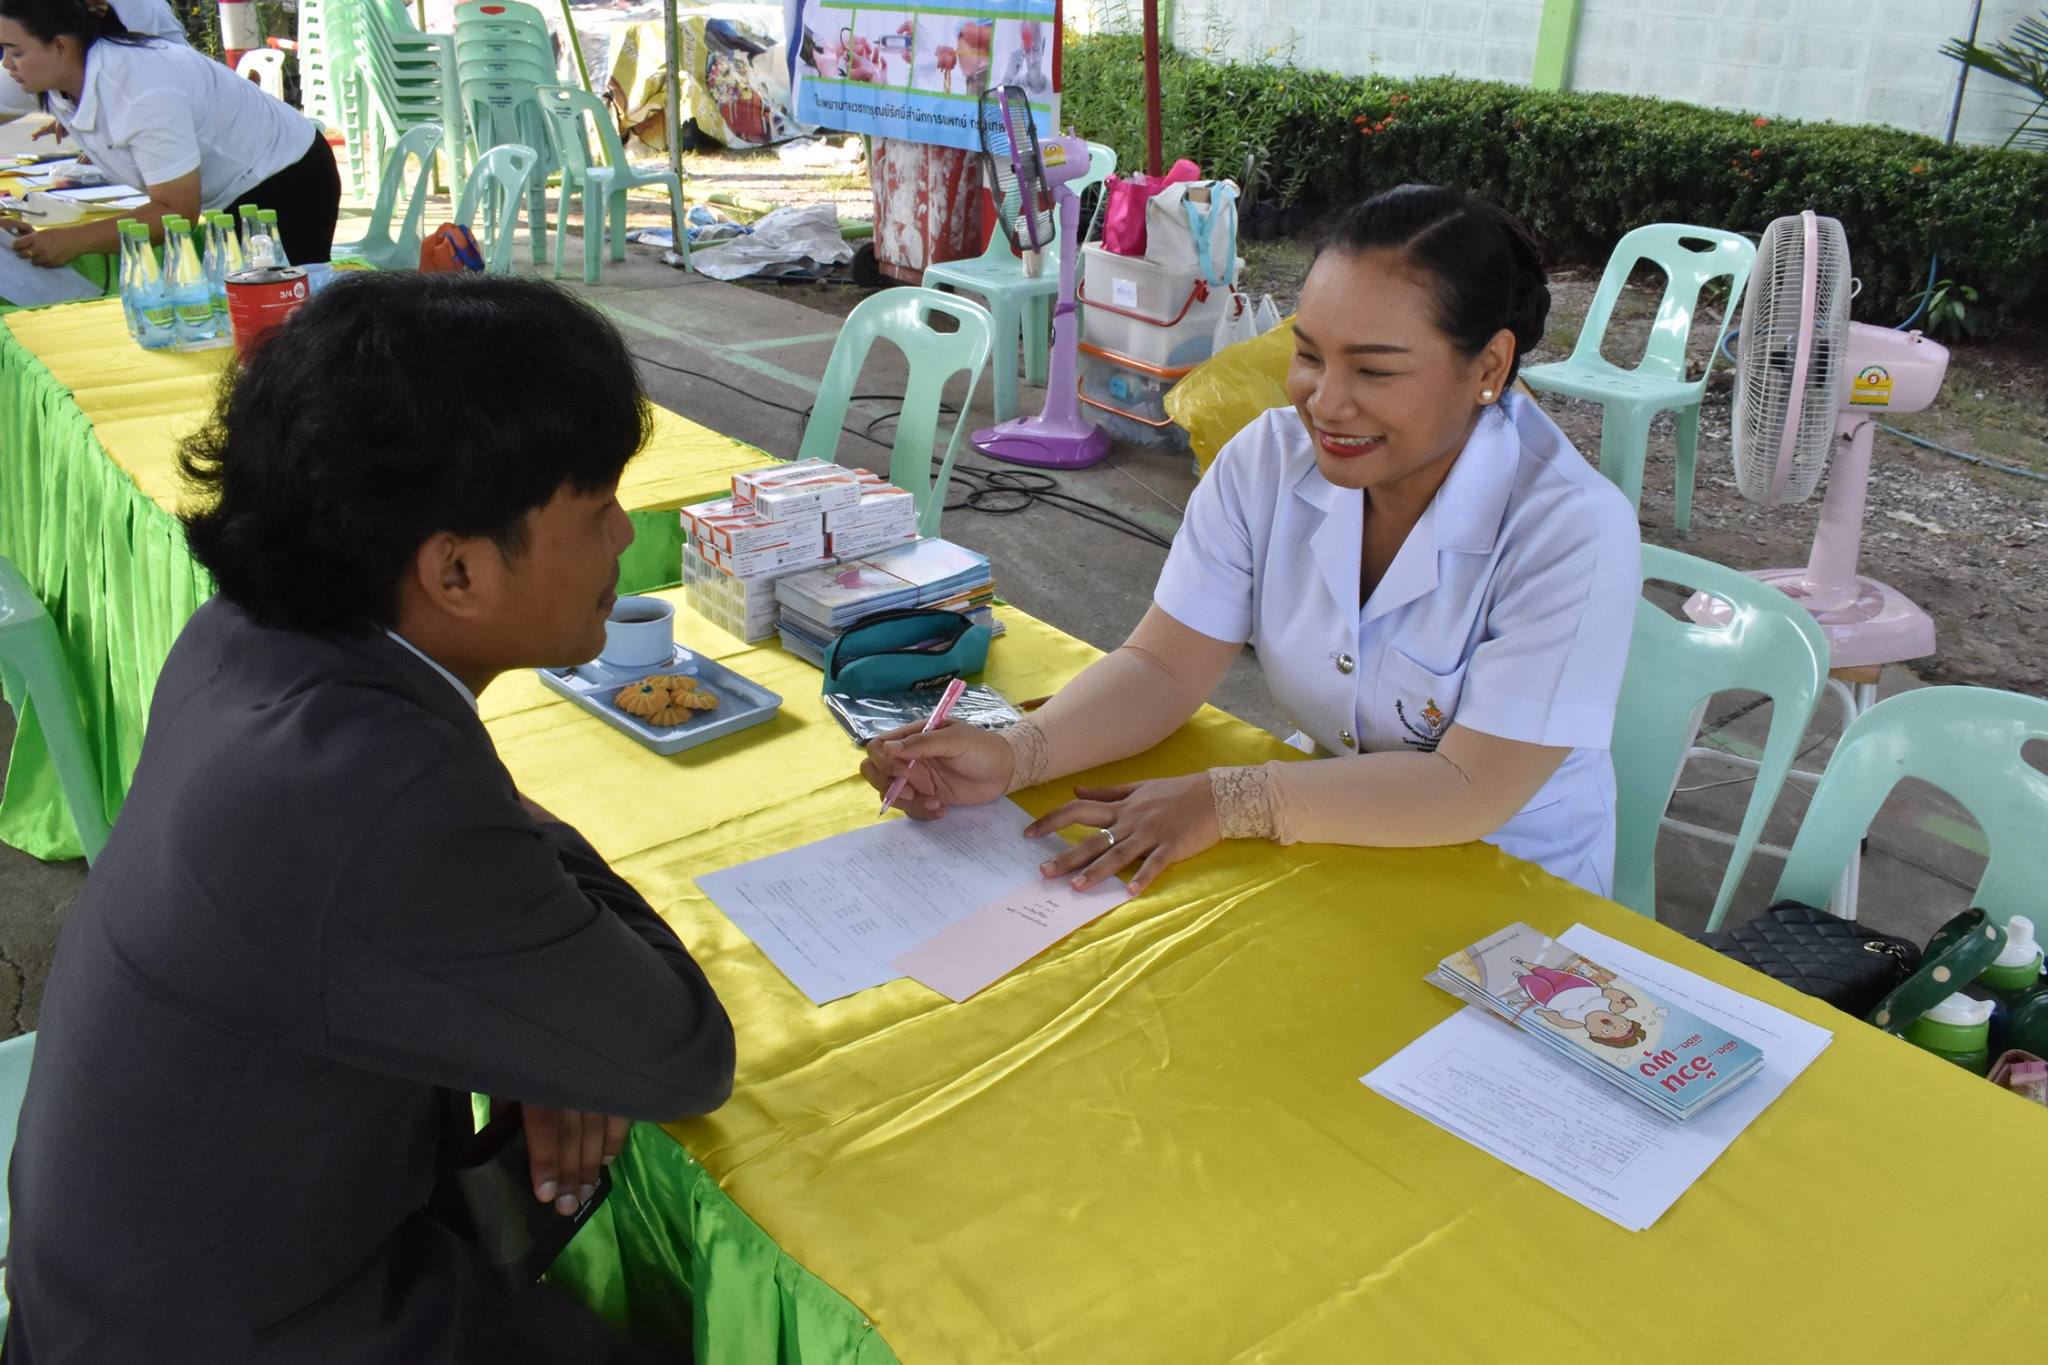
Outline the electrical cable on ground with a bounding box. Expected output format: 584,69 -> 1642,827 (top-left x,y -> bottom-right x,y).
628,350 -> 1179,549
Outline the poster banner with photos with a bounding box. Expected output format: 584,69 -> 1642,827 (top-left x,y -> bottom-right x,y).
792,0 -> 1059,152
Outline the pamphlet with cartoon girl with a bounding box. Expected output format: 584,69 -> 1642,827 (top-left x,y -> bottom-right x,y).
1433,923 -> 1765,1121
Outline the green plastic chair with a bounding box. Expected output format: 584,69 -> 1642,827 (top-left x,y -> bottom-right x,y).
796,288 -> 995,538
1611,545 -> 1828,929
533,85 -> 686,283
1521,225 -> 1755,535
0,555 -> 109,863
453,143 -> 538,274
331,122 -> 444,270
0,1029 -> 34,1329
1774,687 -> 2048,921
922,142 -> 1116,422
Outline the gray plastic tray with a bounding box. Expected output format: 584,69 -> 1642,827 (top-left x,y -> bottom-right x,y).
536,644 -> 782,755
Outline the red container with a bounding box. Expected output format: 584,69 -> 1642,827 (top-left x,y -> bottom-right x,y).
225,266 -> 309,359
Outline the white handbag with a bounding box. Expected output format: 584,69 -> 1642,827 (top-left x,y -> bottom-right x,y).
1146,179 -> 1239,288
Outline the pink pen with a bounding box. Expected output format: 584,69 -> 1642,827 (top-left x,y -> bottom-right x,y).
879,676 -> 968,816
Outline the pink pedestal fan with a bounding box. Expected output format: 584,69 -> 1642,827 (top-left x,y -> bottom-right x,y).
968,85 -> 1110,470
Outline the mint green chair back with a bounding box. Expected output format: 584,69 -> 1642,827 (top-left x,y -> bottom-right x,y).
1521,225 -> 1754,534
332,122 -> 443,270
923,141 -> 1116,422
453,143 -> 538,274
796,289 -> 995,538
1774,687 -> 2048,920
0,1029 -> 35,1328
0,556 -> 108,863
1612,546 -> 1827,927
533,84 -> 687,282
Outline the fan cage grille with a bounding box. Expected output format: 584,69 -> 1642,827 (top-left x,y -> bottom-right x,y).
1732,213 -> 1851,504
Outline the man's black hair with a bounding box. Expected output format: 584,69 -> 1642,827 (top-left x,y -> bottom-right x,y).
179,272 -> 651,632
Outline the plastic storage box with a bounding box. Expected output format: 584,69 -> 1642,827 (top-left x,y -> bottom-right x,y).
1079,244 -> 1245,370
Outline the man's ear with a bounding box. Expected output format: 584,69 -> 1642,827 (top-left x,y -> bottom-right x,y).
411,532 -> 494,621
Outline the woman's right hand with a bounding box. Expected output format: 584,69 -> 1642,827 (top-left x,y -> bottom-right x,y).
862,718 -> 1015,819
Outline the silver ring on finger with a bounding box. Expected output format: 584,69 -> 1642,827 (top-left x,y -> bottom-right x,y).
1100,827 -> 1117,848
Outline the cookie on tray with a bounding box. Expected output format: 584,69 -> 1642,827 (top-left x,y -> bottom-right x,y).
614,673 -> 718,727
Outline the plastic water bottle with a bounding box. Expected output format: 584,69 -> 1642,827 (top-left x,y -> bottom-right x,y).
162,216 -> 218,347
245,213 -> 280,270
237,203 -> 260,257
115,220 -> 142,341
257,208 -> 289,267
202,212 -> 243,331
127,222 -> 176,351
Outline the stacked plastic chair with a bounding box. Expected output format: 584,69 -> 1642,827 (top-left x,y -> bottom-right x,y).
296,0 -> 362,191
453,1 -> 559,265
319,0 -> 467,198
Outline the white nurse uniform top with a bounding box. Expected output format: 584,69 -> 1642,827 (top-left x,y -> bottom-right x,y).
1154,391 -> 1641,896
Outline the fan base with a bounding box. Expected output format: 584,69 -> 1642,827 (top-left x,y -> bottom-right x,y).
972,419 -> 1112,470
1685,570 -> 1935,670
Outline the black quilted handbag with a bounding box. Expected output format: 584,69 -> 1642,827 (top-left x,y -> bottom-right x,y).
1694,901 -> 1921,1016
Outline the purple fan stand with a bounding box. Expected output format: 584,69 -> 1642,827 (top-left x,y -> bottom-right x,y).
971,183 -> 1111,470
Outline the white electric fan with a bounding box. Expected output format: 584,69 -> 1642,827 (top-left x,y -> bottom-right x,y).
1691,210 -> 1949,667
969,85 -> 1110,469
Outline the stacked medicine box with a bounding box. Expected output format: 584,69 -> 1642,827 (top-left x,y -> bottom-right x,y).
680,460 -> 919,643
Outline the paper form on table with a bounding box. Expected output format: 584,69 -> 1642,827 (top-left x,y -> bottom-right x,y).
1363,924 -> 1832,1231
891,875 -> 1130,1001
696,797 -> 1091,1005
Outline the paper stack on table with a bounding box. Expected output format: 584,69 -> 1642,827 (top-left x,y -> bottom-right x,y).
696,798 -> 1127,1004
1366,925 -> 1831,1231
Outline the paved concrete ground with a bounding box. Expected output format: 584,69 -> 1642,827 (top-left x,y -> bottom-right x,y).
0,232 -> 2005,1032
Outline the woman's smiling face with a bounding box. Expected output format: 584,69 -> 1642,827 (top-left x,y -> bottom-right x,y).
1286,246 -> 1512,499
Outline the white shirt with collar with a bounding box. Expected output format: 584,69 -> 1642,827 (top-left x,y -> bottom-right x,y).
0,0 -> 185,117
44,37 -> 316,210
383,630 -> 479,713
1154,391 -> 1641,896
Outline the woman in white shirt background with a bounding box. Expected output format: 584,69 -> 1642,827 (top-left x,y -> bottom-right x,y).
0,0 -> 339,270
862,184 -> 1642,899
0,0 -> 179,118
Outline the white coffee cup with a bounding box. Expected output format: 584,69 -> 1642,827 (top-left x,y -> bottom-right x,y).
600,596 -> 675,669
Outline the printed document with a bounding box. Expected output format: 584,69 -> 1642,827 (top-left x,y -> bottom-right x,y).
1364,925 -> 1832,1230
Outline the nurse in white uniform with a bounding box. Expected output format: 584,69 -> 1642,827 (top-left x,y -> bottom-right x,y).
862,184 -> 1641,898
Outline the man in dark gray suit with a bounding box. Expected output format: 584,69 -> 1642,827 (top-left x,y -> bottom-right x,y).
5,274 -> 733,1361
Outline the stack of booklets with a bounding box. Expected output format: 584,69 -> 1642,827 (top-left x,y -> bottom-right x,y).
1430,923 -> 1765,1122
775,539 -> 998,666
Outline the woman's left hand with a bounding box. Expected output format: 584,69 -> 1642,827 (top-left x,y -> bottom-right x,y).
9,224 -> 86,268
1027,774 -> 1220,896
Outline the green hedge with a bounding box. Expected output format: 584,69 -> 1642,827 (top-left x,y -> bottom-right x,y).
1064,33 -> 2048,328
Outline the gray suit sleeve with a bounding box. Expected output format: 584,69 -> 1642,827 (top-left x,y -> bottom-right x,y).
321,750 -> 735,1121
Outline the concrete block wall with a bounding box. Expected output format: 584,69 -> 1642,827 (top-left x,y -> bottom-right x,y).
1067,0 -> 2038,145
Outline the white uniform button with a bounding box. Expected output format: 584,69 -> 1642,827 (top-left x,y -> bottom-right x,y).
1335,652 -> 1355,674
1339,728 -> 1355,748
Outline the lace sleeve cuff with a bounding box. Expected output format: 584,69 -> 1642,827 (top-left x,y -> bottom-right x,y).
999,717 -> 1052,794
1209,761 -> 1288,843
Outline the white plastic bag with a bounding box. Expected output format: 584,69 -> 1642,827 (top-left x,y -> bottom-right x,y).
1252,293 -> 1283,335
1147,179 -> 1239,287
1210,290 -> 1259,356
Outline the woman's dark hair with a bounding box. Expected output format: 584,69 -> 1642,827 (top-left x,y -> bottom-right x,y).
1320,184 -> 1550,387
0,0 -> 147,48
179,273 -> 652,632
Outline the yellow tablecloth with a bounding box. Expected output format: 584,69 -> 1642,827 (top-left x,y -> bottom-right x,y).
0,297 -> 771,860
491,592 -> 2048,1363
2,297 -> 766,519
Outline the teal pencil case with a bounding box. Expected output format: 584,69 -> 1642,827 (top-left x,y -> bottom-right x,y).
821,608 -> 990,695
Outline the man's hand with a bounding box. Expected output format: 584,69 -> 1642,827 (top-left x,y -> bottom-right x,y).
521,1103 -> 630,1216
30,118 -> 64,142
